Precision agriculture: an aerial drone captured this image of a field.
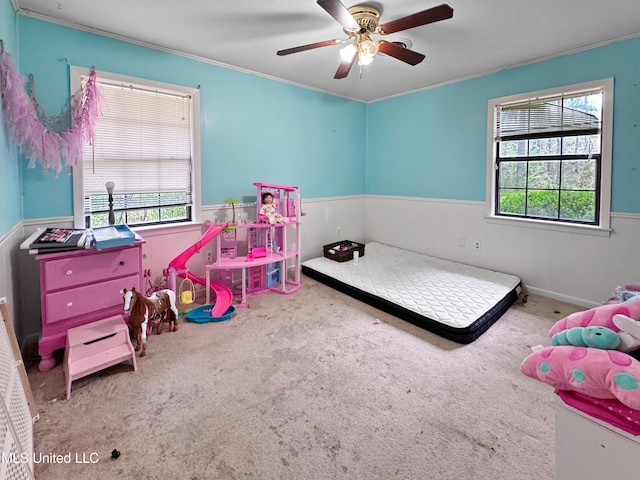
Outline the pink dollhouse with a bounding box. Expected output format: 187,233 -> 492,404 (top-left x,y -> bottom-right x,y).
204,182 -> 302,307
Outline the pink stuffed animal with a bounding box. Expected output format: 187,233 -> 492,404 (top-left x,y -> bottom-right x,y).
550,295 -> 640,340
521,295 -> 640,411
521,345 -> 640,410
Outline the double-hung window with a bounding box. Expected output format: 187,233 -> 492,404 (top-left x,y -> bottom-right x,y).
71,67 -> 200,228
487,79 -> 613,232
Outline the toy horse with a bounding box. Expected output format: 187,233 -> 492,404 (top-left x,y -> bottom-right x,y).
122,287 -> 179,357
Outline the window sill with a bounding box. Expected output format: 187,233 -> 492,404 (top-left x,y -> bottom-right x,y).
130,222 -> 205,238
484,215 -> 612,237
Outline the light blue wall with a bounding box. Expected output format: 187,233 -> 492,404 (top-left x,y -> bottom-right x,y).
17,16 -> 366,219
0,2 -> 20,236
9,12 -> 640,223
366,37 -> 640,213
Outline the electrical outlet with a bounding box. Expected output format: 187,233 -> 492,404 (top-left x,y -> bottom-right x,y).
336,227 -> 341,236
205,250 -> 213,262
474,241 -> 481,251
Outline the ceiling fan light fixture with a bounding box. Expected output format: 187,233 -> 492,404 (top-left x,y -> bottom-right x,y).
358,52 -> 374,65
360,39 -> 379,56
340,43 -> 357,61
356,39 -> 378,65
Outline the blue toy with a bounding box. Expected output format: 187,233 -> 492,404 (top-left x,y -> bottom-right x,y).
186,305 -> 236,324
551,326 -> 621,350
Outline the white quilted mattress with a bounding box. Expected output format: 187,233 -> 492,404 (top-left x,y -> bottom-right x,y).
302,242 -> 520,339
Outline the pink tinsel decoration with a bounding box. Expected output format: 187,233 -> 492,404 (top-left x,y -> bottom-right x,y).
0,43 -> 101,177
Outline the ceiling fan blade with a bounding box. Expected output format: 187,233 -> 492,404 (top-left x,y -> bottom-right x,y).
377,41 -> 425,66
277,39 -> 341,56
334,51 -> 357,79
378,4 -> 453,35
317,0 -> 359,30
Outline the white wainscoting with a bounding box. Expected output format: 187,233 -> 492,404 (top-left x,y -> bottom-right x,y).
364,195 -> 640,307
0,224 -> 22,343
298,196 -> 366,262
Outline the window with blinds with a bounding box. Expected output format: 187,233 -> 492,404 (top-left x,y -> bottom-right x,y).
488,80 -> 612,228
77,72 -> 197,228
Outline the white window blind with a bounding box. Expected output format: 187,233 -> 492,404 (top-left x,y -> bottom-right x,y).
494,91 -> 602,141
82,79 -> 193,213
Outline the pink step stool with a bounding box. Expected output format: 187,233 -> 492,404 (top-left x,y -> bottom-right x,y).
63,314 -> 137,399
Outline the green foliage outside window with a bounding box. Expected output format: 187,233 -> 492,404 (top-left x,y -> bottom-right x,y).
89,192 -> 188,228
499,189 -> 595,222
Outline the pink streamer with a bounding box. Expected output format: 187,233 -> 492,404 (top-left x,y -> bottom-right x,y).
0,43 -> 102,177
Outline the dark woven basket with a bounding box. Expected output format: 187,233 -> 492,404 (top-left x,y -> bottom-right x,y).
323,240 -> 365,262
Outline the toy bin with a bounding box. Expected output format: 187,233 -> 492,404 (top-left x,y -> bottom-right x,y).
92,224 -> 136,250
323,240 -> 365,262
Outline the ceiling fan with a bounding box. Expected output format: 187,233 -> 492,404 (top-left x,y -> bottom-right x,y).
276,0 -> 454,79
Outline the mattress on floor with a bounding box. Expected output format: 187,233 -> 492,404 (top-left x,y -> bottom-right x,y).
302,242 -> 521,343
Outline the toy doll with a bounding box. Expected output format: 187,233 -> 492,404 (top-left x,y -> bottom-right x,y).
260,192 -> 284,224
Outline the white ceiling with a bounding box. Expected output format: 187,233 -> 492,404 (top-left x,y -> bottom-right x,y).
14,0 -> 640,102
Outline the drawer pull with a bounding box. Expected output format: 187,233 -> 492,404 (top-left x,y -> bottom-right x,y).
67,301 -> 73,307
66,270 -> 73,275
119,261 -> 125,266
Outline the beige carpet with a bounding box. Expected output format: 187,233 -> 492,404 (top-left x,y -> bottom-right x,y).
26,278 -> 582,480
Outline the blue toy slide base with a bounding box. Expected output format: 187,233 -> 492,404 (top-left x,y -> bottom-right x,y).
186,305 -> 236,324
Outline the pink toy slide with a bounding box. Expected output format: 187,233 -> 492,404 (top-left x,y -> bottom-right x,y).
168,223 -> 233,317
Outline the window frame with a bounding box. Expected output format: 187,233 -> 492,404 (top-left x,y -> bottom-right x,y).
70,66 -> 201,230
485,78 -> 613,235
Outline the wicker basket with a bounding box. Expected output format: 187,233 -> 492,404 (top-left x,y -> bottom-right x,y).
323,240 -> 365,262
179,277 -> 195,304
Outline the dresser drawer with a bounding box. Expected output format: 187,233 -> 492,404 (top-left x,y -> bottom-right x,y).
44,274 -> 140,324
42,247 -> 140,291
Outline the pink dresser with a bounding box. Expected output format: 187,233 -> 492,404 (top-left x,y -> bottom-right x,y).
36,243 -> 142,371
